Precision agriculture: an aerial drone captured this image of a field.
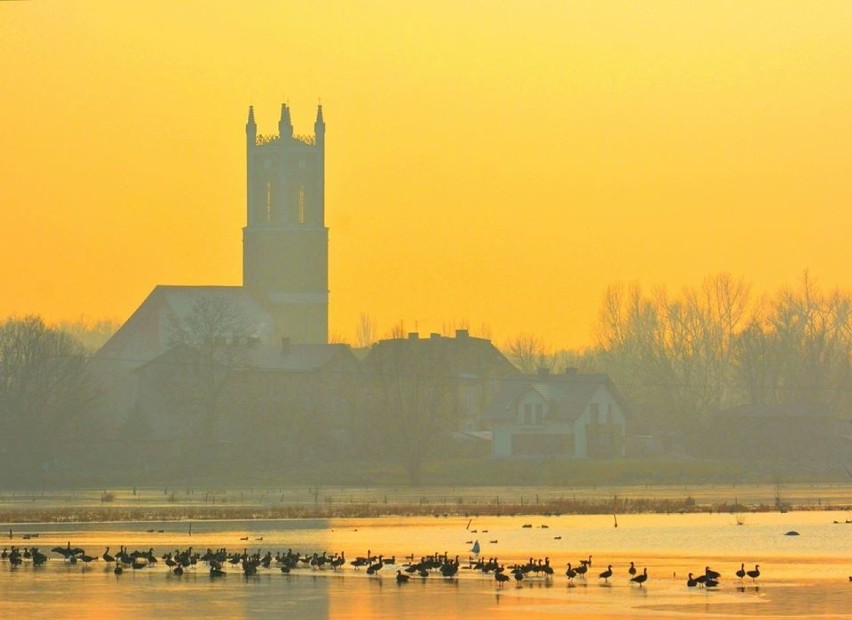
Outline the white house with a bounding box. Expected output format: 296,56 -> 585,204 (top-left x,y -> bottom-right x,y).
487,369 -> 629,458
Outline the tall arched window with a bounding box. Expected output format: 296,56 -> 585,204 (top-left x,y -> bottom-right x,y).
266,181 -> 272,223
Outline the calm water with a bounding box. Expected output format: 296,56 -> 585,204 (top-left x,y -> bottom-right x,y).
1,511 -> 849,618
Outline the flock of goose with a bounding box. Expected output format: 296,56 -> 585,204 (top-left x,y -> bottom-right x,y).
1,543 -> 763,590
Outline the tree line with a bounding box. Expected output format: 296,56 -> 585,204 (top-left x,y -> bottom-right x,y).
504,271 -> 852,448
2,271 -> 850,481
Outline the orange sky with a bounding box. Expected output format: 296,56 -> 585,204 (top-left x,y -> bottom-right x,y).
2,1 -> 852,349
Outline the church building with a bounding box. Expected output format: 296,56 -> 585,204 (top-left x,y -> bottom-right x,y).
91,104 -> 332,442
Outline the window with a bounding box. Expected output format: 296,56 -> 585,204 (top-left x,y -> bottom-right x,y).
265,181 -> 272,223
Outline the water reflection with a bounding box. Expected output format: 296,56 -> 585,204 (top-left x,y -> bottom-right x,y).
0,511 -> 849,618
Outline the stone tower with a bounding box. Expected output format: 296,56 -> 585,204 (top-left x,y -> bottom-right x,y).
243,104 -> 328,343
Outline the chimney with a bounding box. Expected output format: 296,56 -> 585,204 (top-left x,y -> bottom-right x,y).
430,332 -> 441,340
407,332 -> 419,341
455,329 -> 469,338
280,336 -> 291,354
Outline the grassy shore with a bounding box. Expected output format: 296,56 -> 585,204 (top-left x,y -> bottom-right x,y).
1,480 -> 849,523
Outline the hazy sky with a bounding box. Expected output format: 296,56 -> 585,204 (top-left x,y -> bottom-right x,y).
2,1 -> 851,349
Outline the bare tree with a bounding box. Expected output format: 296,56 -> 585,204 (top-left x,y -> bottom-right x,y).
355,313 -> 377,348
386,320 -> 406,339
359,339 -> 459,485
765,272 -> 852,410
593,275 -> 755,442
56,316 -> 120,353
503,334 -> 554,374
161,295 -> 252,466
0,316 -> 98,476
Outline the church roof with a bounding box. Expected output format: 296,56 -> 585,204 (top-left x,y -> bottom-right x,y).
93,285 -> 277,368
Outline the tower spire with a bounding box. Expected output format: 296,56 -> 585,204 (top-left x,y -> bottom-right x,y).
246,105 -> 257,145
278,103 -> 293,138
314,104 -> 325,144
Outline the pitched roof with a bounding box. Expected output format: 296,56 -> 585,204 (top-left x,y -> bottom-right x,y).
93,285 -> 277,368
362,332 -> 518,378
486,372 -> 626,421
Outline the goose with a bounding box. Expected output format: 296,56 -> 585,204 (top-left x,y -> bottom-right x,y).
79,553 -> 97,566
598,565 -> 613,582
396,570 -> 409,584
630,567 -> 648,587
736,563 -> 746,580
628,561 -> 637,577
102,547 -> 115,563
495,568 -> 510,588
565,563 -> 577,581
746,564 -> 760,582
686,573 -> 698,587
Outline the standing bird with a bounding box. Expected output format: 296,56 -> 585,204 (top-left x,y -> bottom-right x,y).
686,573 -> 698,588
746,564 -> 760,582
495,569 -> 510,588
599,565 -> 613,582
565,563 -> 577,581
736,563 -> 746,580
628,561 -> 637,577
102,547 -> 115,563
631,567 -> 648,587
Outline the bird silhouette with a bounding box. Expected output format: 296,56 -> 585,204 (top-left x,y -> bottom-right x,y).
746,564 -> 760,582
631,567 -> 648,587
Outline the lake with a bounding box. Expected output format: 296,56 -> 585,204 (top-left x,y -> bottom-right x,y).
1,510 -> 849,618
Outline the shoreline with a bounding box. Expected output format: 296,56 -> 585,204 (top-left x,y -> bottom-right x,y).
1,482 -> 850,523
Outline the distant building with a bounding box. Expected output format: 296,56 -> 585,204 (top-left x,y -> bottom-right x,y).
130,338 -> 359,465
91,105 -> 330,439
360,330 -> 520,433
487,369 -> 629,458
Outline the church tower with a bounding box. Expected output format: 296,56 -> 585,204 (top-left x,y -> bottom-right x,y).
243,104 -> 328,343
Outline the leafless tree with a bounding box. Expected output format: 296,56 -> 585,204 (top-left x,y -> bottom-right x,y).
359,339 -> 459,485
503,334 -> 555,374
0,316 -> 98,476
355,313 -> 377,348
161,295 -> 252,465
